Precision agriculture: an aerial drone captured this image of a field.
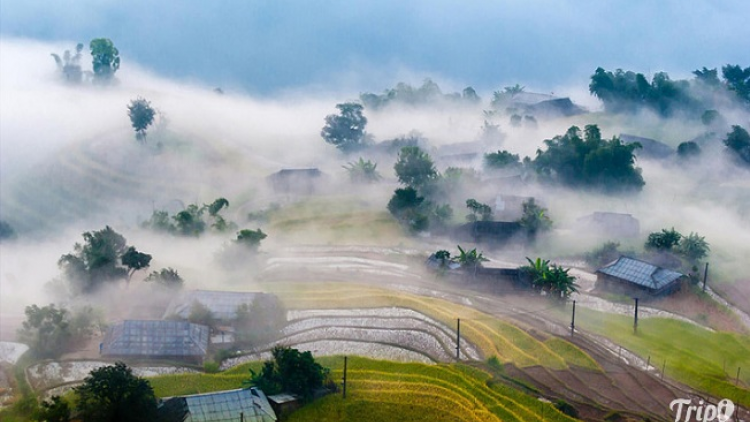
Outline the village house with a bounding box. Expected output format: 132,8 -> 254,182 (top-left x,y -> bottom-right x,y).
266,168 -> 324,195
101,320 -> 209,364
596,256 -> 684,297
574,211 -> 640,238
158,387 -> 277,422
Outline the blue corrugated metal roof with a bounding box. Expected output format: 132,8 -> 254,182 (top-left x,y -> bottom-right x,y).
597,257 -> 683,291
183,388 -> 276,422
102,320 -> 209,358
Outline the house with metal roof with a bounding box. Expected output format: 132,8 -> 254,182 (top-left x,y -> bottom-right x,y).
101,320 -> 209,363
159,388 -> 277,422
164,290 -> 263,321
267,168 -> 324,195
596,256 -> 684,297
574,212 -> 640,238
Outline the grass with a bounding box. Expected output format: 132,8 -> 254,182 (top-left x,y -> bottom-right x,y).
260,281 -> 602,372
286,357 -> 578,422
571,307 -> 750,407
149,361 -> 263,397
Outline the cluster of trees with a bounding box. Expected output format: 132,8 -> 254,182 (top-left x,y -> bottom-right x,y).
142,198 -> 235,236
387,146 -> 454,233
723,125 -> 750,164
17,304 -> 103,358
532,125 -> 645,193
245,346 -> 331,401
483,150 -> 521,171
645,227 -> 710,266
432,246 -> 489,277
51,38 -> 120,85
359,79 -> 480,110
58,226 -> 153,294
589,64 -> 750,117
521,258 -> 579,300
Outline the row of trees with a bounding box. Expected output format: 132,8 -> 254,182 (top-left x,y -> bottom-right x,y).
51,38 -> 120,85
645,227 -> 710,265
359,78 -> 481,110
142,198 -> 235,236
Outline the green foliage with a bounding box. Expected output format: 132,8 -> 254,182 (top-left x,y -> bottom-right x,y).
75,362 -> 157,422
89,38 -> 120,83
645,227 -> 682,251
58,226 -> 145,293
120,246 -> 152,282
490,84 -> 525,109
17,304 -> 71,358
233,294 -> 286,347
433,250 -> 451,269
37,395 -> 71,422
700,109 -> 722,126
143,198 -> 234,237
483,150 -> 521,170
51,43 -> 84,84
454,245 -> 489,277
465,199 -> 492,222
245,346 -> 329,401
394,146 -> 438,190
534,125 -> 645,192
207,197 -> 229,217
144,267 -> 184,290
173,204 -> 207,236
359,79 -> 477,109
236,228 -> 267,250
203,361 -> 220,374
522,258 -> 579,300
677,232 -> 710,263
722,64 -> 750,104
343,157 -> 382,183
321,102 -> 369,153
387,187 -> 429,233
584,241 -> 621,268
127,97 -> 156,142
518,198 -> 552,241
677,141 -> 701,159
723,125 -> 750,164
0,220 -> 16,240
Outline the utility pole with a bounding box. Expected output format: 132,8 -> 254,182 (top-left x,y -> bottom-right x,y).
240,412 -> 244,422
456,318 -> 461,361
703,262 -> 709,292
633,297 -> 639,334
343,356 -> 348,399
570,300 -> 576,336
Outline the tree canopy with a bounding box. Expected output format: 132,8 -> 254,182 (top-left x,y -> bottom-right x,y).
144,267 -> 184,290
89,38 -> 120,83
532,125 -> 645,193
522,258 -> 579,300
245,346 -> 330,401
321,102 -> 369,153
58,226 -> 149,293
74,362 -> 158,422
127,97 -> 156,142
359,79 -> 480,109
723,125 -> 750,164
17,304 -> 71,358
394,146 -> 438,190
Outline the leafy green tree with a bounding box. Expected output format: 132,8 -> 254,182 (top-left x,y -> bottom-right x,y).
522,258 -> 578,300
387,187 -> 429,233
484,150 -> 521,170
58,226 -> 139,293
207,198 -> 229,216
321,102 -> 369,153
120,247 -> 152,284
433,250 -> 452,269
127,98 -> 156,142
701,109 -> 722,126
518,198 -> 552,242
645,227 -> 682,251
455,245 -> 489,278
723,125 -> 750,163
17,304 -> 72,358
37,395 -> 71,422
144,267 -> 184,290
677,232 -> 710,264
394,146 -> 438,190
677,141 -> 701,159
236,228 -> 267,251
722,64 -> 750,104
245,346 -> 330,401
343,157 -> 382,183
693,67 -> 721,87
51,43 -> 84,84
533,125 -> 644,192
465,199 -> 492,222
173,204 -> 206,236
74,362 -> 157,422
89,38 -> 120,83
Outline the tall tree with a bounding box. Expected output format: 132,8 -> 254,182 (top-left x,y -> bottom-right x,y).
51,43 -> 84,84
17,304 -> 71,359
321,102 -> 369,153
89,38 -> 120,83
722,64 -> 750,104
127,98 -> 156,142
120,247 -> 152,285
74,362 -> 158,422
394,146 -> 438,190
723,125 -> 750,164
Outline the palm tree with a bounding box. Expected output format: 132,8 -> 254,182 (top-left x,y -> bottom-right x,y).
343,157 -> 382,183
455,245 -> 489,278
522,257 -> 578,300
